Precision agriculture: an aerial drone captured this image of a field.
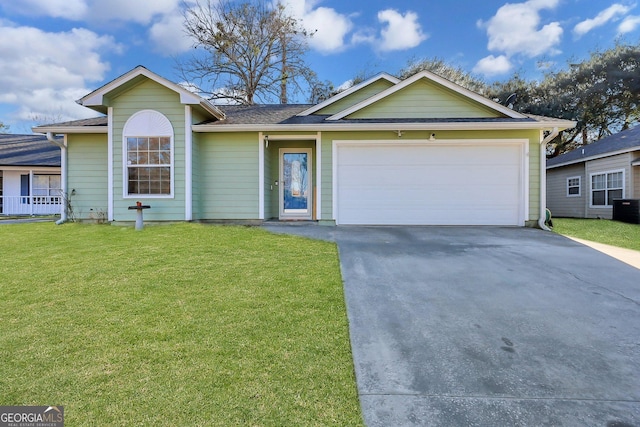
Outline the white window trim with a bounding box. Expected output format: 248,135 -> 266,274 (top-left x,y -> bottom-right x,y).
589,169 -> 625,208
122,110 -> 175,199
33,174 -> 62,196
566,176 -> 581,197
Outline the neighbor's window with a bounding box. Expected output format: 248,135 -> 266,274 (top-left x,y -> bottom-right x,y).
566,176 -> 581,197
127,137 -> 171,195
20,174 -> 61,204
591,170 -> 623,206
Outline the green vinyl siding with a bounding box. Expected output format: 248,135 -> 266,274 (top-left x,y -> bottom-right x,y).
347,80 -> 503,119
192,131 -> 202,220
314,79 -> 396,115
264,139 -> 272,219
192,108 -> 212,219
198,133 -> 259,219
111,78 -> 187,221
67,134 -> 108,220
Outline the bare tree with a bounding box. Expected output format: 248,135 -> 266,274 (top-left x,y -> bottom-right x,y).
398,57 -> 488,95
180,0 -> 316,105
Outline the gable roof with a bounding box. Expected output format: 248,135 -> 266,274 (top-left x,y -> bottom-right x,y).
547,125 -> 640,169
0,134 -> 61,167
296,73 -> 400,116
326,70 -> 527,121
33,65 -> 576,134
77,66 -> 225,120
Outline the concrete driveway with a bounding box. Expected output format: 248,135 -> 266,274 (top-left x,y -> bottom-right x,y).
263,225 -> 640,426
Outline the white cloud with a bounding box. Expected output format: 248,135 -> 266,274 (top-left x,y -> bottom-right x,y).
0,23 -> 118,122
7,0 -> 180,25
83,0 -> 179,25
350,29 -> 376,46
574,3 -> 633,37
478,0 -> 563,58
149,13 -> 192,55
282,1 -> 427,54
2,0 -> 88,20
377,9 -> 427,52
303,7 -> 353,53
473,55 -> 512,76
281,0 -> 353,54
618,14 -> 640,34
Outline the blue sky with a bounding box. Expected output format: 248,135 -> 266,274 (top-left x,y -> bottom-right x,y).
0,0 -> 638,132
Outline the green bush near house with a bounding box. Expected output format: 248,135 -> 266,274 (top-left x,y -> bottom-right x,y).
552,218 -> 640,251
0,223 -> 363,426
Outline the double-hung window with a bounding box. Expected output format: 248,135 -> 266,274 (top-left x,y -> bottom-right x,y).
591,170 -> 623,207
123,110 -> 174,197
127,137 -> 171,195
20,174 -> 61,204
33,175 -> 61,204
566,176 -> 581,197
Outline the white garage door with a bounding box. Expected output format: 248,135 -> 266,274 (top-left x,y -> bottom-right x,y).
335,142 -> 525,225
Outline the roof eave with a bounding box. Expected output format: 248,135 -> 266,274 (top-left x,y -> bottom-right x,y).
77,66 -> 225,121
32,125 -> 108,134
0,164 -> 61,169
547,146 -> 640,169
193,120 -> 576,133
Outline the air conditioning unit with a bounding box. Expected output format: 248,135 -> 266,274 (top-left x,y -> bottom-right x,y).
612,199 -> 640,224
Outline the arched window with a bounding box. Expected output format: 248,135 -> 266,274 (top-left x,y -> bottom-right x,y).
123,110 -> 174,197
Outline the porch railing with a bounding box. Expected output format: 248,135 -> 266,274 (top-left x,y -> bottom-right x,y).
0,196 -> 62,216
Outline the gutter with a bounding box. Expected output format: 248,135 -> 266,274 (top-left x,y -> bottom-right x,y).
34,126 -> 107,134
538,127 -> 559,231
192,120 -> 577,133
46,132 -> 68,225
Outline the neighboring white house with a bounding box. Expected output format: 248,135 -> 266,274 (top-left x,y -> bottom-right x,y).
0,134 -> 62,216
546,126 -> 640,218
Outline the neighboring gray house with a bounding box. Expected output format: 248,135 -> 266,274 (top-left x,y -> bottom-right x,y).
0,134 -> 62,215
546,126 -> 640,218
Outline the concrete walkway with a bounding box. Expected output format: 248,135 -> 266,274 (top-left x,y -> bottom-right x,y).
566,236 -> 640,270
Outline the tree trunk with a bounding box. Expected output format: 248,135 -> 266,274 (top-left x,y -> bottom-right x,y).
280,33 -> 287,104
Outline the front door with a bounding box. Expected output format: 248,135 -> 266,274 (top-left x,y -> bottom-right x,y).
279,148 -> 312,220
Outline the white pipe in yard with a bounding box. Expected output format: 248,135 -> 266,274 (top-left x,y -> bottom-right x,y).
539,127 -> 559,231
46,132 -> 68,225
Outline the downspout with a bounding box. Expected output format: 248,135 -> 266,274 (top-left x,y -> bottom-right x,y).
46,132 -> 68,225
539,127 -> 559,231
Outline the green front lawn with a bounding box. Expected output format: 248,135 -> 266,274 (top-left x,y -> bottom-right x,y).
0,223 -> 362,426
552,218 -> 640,251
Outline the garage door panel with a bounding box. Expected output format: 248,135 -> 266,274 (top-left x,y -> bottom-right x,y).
336,143 -> 524,225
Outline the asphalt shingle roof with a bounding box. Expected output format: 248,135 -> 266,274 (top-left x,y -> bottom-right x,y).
38,105 -> 572,129
547,125 -> 640,168
45,116 -> 108,127
198,104 -> 312,125
0,134 -> 61,167
197,104 -> 550,126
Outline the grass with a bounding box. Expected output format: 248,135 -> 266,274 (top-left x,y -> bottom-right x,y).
0,222 -> 362,426
552,218 -> 640,251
